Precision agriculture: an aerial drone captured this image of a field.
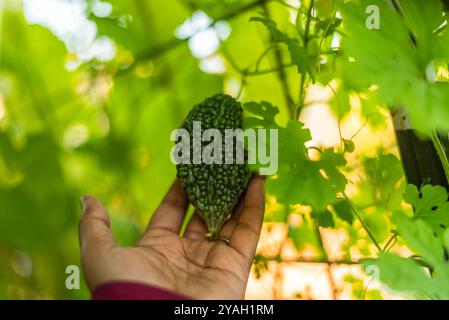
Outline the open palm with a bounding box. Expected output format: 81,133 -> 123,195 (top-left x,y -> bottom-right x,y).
79,177 -> 265,300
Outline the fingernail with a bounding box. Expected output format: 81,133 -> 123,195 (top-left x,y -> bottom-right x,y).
79,196 -> 86,214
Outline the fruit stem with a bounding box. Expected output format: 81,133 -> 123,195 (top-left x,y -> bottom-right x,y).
206,232 -> 218,241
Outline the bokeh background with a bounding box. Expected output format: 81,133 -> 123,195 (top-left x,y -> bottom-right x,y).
0,0 -> 409,299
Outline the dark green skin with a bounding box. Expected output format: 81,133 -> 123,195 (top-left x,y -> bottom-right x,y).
176,94 -> 250,238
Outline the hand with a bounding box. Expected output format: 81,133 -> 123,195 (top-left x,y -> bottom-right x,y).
79,176 -> 265,300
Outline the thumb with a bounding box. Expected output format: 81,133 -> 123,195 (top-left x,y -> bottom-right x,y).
79,195 -> 116,253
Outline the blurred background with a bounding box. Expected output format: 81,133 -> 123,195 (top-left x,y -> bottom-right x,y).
0,0 -> 408,299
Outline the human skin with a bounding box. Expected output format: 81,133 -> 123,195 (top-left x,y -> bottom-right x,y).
79,176 -> 265,300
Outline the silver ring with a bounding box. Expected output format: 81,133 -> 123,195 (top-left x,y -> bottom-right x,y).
215,237 -> 230,246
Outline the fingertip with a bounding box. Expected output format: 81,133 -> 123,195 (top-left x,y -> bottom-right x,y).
244,176 -> 265,209
79,195 -> 116,252
252,172 -> 267,181
80,194 -> 110,226
169,179 -> 189,202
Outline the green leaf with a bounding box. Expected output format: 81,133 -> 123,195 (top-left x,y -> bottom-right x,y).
288,219 -> 319,252
278,121 -> 311,163
333,199 -> 354,224
444,229 -> 449,254
319,149 -> 347,191
250,16 -> 310,74
288,41 -> 309,73
311,209 -> 335,228
363,153 -> 404,201
430,263 -> 449,299
363,252 -> 433,297
243,101 -> 280,129
403,184 -> 449,235
393,212 -> 446,268
340,0 -> 449,133
268,160 -> 335,210
315,18 -> 342,38
403,184 -> 447,214
249,16 -> 291,43
266,121 -> 336,210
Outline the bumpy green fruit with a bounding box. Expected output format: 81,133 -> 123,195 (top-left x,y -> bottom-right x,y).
176,94 -> 250,238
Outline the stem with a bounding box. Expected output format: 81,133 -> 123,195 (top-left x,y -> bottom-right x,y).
254,43 -> 277,72
342,192 -> 382,252
246,63 -> 295,76
120,0 -> 270,76
313,221 -> 338,299
264,256 -> 361,264
328,83 -> 343,150
296,73 -> 308,119
383,234 -> 397,252
302,0 -> 314,47
262,3 -> 296,119
430,132 -> 449,186
295,0 -> 314,120
221,42 -> 245,73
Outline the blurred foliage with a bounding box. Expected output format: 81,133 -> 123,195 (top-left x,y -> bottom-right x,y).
1,0 -> 449,300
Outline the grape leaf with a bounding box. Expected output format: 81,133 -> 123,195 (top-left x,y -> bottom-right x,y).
288,41 -> 309,73
368,213 -> 449,299
268,160 -> 335,210
319,149 -> 347,191
278,120 -> 311,164
393,212 -> 445,268
340,0 -> 449,133
243,101 -> 280,129
288,220 -> 320,252
403,184 -> 449,235
363,252 -> 433,297
333,199 -> 354,224
363,153 -> 404,201
249,16 -> 291,43
311,209 -> 335,228
266,120 -> 337,210
444,229 -> 449,254
250,16 -> 310,74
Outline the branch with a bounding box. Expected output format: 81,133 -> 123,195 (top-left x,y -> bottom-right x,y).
295,0 -> 314,120
130,0 -> 269,65
342,192 -> 382,252
264,256 -> 361,265
261,3 -> 296,119
313,221 -> 338,299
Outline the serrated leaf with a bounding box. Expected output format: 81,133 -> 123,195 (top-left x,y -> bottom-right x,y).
363,153 -> 404,200
403,184 -> 448,213
278,121 -> 311,164
311,209 -> 335,228
249,16 -> 291,43
250,15 -> 310,75
243,101 -> 280,129
403,184 -> 449,235
363,252 -> 433,297
444,229 -> 449,254
340,0 -> 449,133
319,149 -> 347,191
333,199 -> 354,224
288,219 -> 319,252
315,18 -> 342,37
267,160 -> 335,210
266,120 -> 336,210
430,263 -> 449,299
288,41 -> 309,73
393,212 -> 445,268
